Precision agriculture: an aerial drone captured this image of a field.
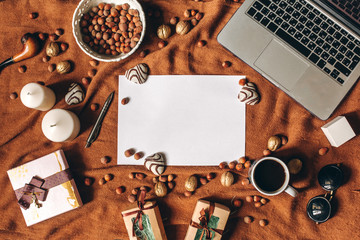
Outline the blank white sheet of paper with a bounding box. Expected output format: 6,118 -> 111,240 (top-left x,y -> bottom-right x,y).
117,75 -> 246,166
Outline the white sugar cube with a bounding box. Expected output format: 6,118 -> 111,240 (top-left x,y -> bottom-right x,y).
321,116 -> 356,147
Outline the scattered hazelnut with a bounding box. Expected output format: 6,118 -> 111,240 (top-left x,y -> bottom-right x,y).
287,158 -> 303,174
134,152 -> 143,160
253,195 -> 261,202
152,177 -> 159,183
259,219 -> 268,227
191,18 -> 198,26
128,172 -> 135,179
154,182 -> 167,197
281,135 -> 288,145
185,175 -> 198,192
98,178 -> 106,185
89,59 -> 99,67
222,61 -> 231,68
159,175 -> 167,182
236,163 -> 244,171
116,186 -> 125,194
167,181 -> 175,189
60,43 -> 68,51
82,77 -> 90,86
220,171 -> 234,187
104,174 -> 113,181
157,24 -> 171,40
158,40 -> 167,48
206,172 -> 215,180
244,161 -> 251,168
139,50 -> 148,58
128,194 -> 136,203
18,65 -> 26,73
90,103 -> 99,111
318,147 -> 328,156
169,17 -> 178,25
9,92 -> 18,100
260,198 -> 268,205
263,149 -> 271,156
197,40 -> 206,47
88,69 -> 97,78
184,9 -> 191,18
55,28 -> 64,36
195,12 -> 203,21
124,149 -> 134,157
233,199 -> 242,208
244,216 -> 253,224
140,186 -> 148,192
167,174 -> 175,182
29,12 -> 38,19
100,156 -> 111,164
176,21 -> 191,35
121,97 -> 129,105
184,190 -> 193,197
49,34 -> 58,41
245,195 -> 253,202
199,177 -> 208,185
48,64 -> 56,73
191,10 -> 197,16
42,56 -> 50,63
238,157 -> 246,164
38,33 -> 47,41
239,78 -> 248,86
131,188 -> 139,195
219,162 -> 227,169
84,177 -> 93,186
135,173 -> 146,180
254,202 -> 262,208
228,161 -> 236,170
241,178 -> 250,186
267,135 -> 282,151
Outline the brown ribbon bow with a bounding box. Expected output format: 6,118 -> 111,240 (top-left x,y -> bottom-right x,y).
122,190 -> 157,237
190,202 -> 224,240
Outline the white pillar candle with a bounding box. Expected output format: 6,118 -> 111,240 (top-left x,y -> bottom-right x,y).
41,109 -> 81,142
20,83 -> 56,111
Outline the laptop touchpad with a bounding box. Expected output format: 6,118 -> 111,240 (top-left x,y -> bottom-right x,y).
254,39 -> 309,91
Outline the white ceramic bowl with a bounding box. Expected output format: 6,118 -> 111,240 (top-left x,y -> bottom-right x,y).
72,0 -> 146,62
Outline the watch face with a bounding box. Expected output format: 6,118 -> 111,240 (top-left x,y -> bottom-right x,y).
307,196 -> 331,223
318,164 -> 343,191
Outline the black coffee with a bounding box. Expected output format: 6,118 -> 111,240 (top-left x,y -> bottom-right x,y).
254,160 -> 286,192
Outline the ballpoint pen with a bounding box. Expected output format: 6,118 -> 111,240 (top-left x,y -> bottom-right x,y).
85,91 -> 114,148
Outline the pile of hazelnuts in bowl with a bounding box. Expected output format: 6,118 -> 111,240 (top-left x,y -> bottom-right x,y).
72,0 -> 146,62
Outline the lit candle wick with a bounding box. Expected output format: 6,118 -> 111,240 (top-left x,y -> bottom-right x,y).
50,124 -> 56,127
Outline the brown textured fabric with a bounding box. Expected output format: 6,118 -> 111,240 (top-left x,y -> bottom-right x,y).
1,0 -> 360,239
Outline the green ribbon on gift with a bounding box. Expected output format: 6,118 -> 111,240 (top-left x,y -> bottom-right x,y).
190,202 -> 223,240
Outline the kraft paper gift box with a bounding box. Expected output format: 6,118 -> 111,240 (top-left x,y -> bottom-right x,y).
7,149 -> 83,226
121,199 -> 167,240
184,199 -> 230,240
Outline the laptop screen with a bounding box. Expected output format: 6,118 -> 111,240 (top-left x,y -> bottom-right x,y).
316,0 -> 360,35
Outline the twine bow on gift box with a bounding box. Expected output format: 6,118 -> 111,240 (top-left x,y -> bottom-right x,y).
14,168 -> 73,210
190,202 -> 224,240
122,189 -> 158,237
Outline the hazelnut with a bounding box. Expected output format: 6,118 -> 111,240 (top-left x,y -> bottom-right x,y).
90,103 -> 99,111
222,61 -> 231,68
139,186 -> 148,192
169,17 -> 178,25
319,147 -> 328,156
124,149 -> 134,157
18,65 -> 26,73
100,156 -> 111,164
60,43 -> 68,51
29,12 -> 38,19
104,174 -> 113,181
98,178 -> 106,185
88,69 -> 97,78
159,175 -> 167,182
46,42 -> 60,57
220,171 -> 234,187
89,59 -> 99,67
48,64 -> 56,73
244,216 -> 253,224
185,175 -> 198,192
184,9 -> 191,18
9,92 -> 18,100
281,135 -> 288,145
128,172 -> 135,179
152,177 -> 159,183
267,135 -> 282,151
176,21 -> 191,35
195,12 -> 203,20
238,157 -> 246,164
254,202 -> 262,208
82,77 -> 90,86
263,149 -> 271,156
42,56 -> 50,63
128,194 -> 136,203
131,188 -> 139,195
259,219 -> 268,227
134,152 -> 143,160
167,174 -> 175,182
287,158 -> 302,174
245,195 -> 253,202
38,33 -> 47,41
56,61 -> 71,74
260,198 -> 268,205
253,195 -> 261,202
244,161 -> 251,168
233,199 -> 242,208
49,34 -> 58,41
55,28 -> 64,36
228,161 -> 236,170
199,177 -> 208,185
191,19 -> 198,26
157,24 -> 171,40
135,173 -> 146,180
184,190 -> 193,197
206,172 -> 215,180
197,40 -> 206,47
158,40 -> 167,49
235,163 -> 244,171
239,79 -> 248,86
154,182 -> 167,197
139,50 -> 148,58
116,186 -> 125,194
241,179 -> 250,186
84,177 -> 93,186
121,97 -> 129,105
219,162 -> 227,169
167,181 -> 175,189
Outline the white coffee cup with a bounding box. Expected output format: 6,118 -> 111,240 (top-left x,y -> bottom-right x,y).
248,157 -> 298,197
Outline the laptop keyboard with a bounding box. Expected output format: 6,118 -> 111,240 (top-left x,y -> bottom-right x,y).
246,0 -> 360,85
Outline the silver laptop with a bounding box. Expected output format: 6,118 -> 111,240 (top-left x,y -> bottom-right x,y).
218,0 -> 360,120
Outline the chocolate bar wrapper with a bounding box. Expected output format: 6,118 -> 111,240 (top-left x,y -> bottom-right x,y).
121,201 -> 167,240
7,149 -> 83,226
184,199 -> 230,240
